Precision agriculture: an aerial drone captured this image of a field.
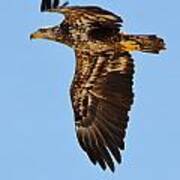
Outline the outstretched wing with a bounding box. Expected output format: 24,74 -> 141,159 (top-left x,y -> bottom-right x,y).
48,6 -> 123,35
70,50 -> 134,171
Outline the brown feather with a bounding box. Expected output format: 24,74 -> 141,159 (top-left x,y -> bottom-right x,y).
70,49 -> 134,171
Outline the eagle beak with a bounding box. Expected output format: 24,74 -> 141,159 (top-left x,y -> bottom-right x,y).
30,31 -> 44,40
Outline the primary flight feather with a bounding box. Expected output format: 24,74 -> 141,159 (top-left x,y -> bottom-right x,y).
30,4 -> 165,171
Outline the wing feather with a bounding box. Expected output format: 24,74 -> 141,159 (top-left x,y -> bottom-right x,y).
48,6 -> 122,22
48,6 -> 123,36
70,50 -> 134,171
41,0 -> 59,11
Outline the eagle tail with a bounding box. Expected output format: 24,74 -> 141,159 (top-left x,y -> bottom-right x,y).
120,34 -> 166,54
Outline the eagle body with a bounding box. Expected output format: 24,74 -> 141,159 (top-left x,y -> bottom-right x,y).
31,5 -> 165,172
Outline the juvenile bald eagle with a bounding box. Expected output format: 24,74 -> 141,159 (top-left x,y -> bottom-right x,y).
30,5 -> 165,171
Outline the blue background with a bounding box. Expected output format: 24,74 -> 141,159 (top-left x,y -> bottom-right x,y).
0,0 -> 179,179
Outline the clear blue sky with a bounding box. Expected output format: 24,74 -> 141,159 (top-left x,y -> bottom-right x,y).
0,0 -> 179,179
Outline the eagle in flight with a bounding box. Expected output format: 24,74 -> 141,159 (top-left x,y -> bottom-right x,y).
30,3 -> 165,172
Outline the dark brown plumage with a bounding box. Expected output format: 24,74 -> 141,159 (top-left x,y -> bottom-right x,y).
40,0 -> 59,11
30,5 -> 165,172
40,0 -> 69,11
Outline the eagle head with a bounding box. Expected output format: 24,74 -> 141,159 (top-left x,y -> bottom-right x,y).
30,25 -> 68,43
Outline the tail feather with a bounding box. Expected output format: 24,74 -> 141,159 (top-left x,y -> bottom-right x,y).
120,34 -> 166,54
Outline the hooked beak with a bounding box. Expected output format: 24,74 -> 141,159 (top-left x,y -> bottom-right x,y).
30,31 -> 44,40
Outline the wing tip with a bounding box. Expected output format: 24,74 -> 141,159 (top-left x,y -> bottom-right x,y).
40,0 -> 62,12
